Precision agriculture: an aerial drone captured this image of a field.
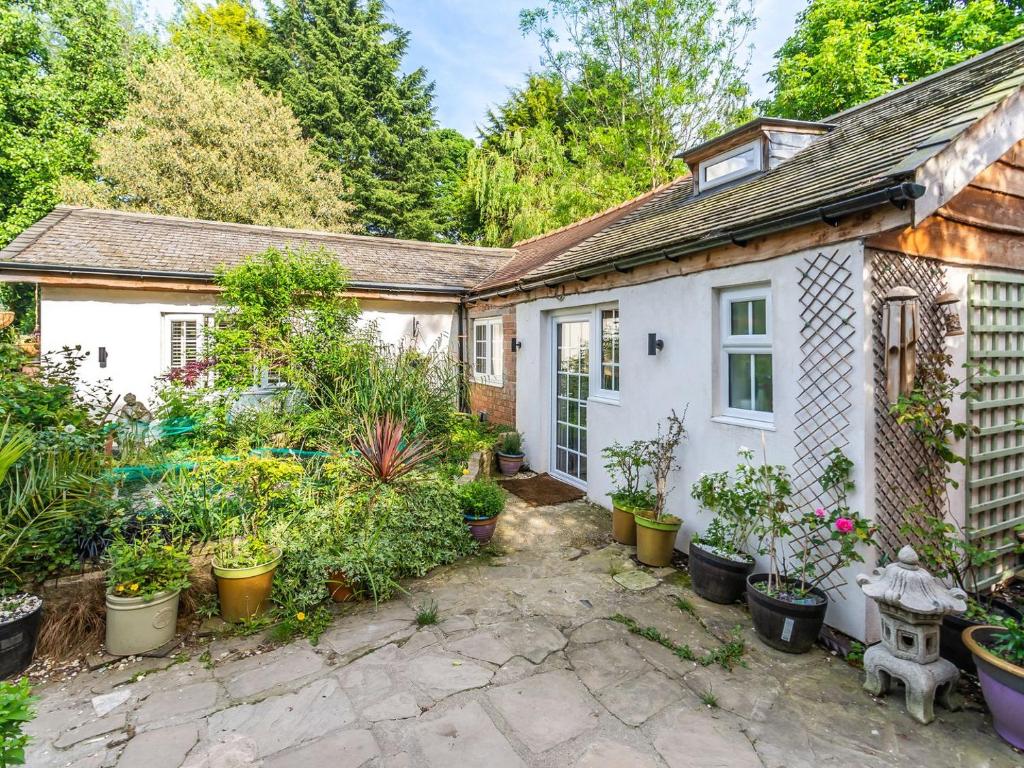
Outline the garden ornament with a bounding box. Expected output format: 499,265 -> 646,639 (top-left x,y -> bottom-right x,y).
882,286 -> 919,404
857,545 -> 966,724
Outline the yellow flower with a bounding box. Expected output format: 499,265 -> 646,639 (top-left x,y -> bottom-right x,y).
130,583 -> 140,592
115,584 -> 125,593
462,468 -> 470,475
296,612 -> 306,622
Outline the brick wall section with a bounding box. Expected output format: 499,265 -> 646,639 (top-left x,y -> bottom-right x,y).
467,303 -> 517,427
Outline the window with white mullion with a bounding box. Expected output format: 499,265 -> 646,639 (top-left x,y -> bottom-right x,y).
720,287 -> 773,420
472,317 -> 503,387
598,307 -> 620,395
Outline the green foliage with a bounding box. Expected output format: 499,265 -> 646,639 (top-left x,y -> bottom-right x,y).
456,481 -> 506,520
991,618 -> 1024,668
763,0 -> 1024,120
609,613 -> 746,670
447,415 -> 503,467
169,0 -> 269,84
498,431 -> 524,456
105,535 -> 191,599
270,604 -> 333,646
602,439 -> 652,507
645,410 -> 687,521
415,599 -> 439,626
0,677 -> 34,766
353,417 -> 439,484
64,56 -> 352,231
262,0 -> 471,239
699,687 -> 718,708
0,0 -> 148,249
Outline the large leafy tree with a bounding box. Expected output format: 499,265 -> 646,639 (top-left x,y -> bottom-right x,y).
0,0 -> 145,248
764,0 -> 1024,120
63,56 -> 352,231
466,0 -> 755,246
262,0 -> 471,240
169,0 -> 269,84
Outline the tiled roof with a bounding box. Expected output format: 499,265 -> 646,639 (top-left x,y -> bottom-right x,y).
485,38 -> 1024,291
0,207 -> 515,292
473,179 -> 683,292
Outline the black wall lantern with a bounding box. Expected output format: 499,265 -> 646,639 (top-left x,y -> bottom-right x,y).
510,336 -> 522,352
98,347 -> 108,368
647,333 -> 664,356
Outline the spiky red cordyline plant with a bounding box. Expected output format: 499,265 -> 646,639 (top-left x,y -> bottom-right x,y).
352,415 -> 438,483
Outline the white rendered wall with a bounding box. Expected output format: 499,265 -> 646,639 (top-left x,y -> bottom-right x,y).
515,241 -> 876,640
40,287 -> 459,407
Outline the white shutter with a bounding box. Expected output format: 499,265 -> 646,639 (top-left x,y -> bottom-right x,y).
163,314 -> 209,372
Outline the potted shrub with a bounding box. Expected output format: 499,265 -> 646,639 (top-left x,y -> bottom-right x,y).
963,619 -> 1024,749
212,529 -> 283,623
0,423 -> 84,679
746,447 -> 875,653
457,480 -> 506,543
602,440 -> 653,545
105,535 -> 191,656
634,411 -> 687,567
892,354 -> 1024,672
496,432 -> 525,476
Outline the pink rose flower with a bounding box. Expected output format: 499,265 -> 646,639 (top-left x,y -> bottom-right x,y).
814,507 -> 826,518
835,517 -> 854,534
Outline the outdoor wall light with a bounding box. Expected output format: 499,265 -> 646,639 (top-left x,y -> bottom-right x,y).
647,333 -> 664,356
934,291 -> 964,337
98,347 -> 108,368
510,336 -> 522,352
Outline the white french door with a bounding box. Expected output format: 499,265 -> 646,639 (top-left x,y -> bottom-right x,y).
552,317 -> 590,485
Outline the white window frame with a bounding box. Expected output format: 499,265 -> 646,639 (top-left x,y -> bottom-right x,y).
162,313 -> 211,374
719,286 -> 773,423
472,316 -> 503,387
594,304 -> 620,401
700,139 -> 763,192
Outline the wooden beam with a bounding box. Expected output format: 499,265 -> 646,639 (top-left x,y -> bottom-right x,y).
868,215 -> 1024,271
968,159 -> 1024,199
941,186 -> 1024,234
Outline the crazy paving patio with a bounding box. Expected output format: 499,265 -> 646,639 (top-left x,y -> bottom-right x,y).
27,495 -> 1022,768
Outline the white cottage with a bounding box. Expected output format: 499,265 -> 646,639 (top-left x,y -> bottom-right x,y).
465,40 -> 1024,640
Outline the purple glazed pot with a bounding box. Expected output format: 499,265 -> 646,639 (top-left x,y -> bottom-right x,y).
497,452 -> 524,476
466,515 -> 499,544
963,625 -> 1024,749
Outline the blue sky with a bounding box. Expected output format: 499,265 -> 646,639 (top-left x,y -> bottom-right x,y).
140,0 -> 805,137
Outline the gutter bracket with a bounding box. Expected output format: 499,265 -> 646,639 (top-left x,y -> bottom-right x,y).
819,209 -> 841,227
730,234 -> 749,247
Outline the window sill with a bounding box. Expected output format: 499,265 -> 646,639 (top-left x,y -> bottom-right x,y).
711,414 -> 776,432
589,394 -> 620,406
472,378 -> 503,389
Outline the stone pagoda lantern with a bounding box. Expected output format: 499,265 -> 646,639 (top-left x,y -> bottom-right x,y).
856,545 -> 967,724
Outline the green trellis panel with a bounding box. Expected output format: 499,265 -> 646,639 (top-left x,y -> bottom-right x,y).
967,272 -> 1024,588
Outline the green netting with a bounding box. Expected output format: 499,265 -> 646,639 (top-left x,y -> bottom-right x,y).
108,447 -> 332,483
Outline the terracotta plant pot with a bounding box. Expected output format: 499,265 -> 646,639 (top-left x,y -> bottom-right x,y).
212,548 -> 282,623
688,541 -> 754,605
0,310 -> 14,330
497,452 -> 525,476
466,515 -> 499,544
634,514 -> 681,567
611,503 -> 637,546
105,590 -> 180,656
326,571 -> 356,603
963,625 -> 1024,749
0,597 -> 42,680
746,573 -> 827,654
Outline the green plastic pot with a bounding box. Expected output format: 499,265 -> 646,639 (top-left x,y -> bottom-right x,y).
212,548 -> 282,623
105,589 -> 181,656
634,514 -> 681,566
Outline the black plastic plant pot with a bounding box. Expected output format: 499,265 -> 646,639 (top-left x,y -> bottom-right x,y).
688,542 -> 755,605
941,597 -> 1021,675
0,599 -> 43,680
746,573 -> 827,654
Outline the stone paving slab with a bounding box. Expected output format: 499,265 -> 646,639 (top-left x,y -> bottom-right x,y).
26,495 -> 1024,768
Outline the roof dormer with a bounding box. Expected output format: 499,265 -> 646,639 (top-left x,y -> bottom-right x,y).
681,118 -> 834,195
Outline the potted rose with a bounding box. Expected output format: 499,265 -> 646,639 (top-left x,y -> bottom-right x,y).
746,447 -> 875,653
0,423 -> 85,679
105,535 -> 191,656
496,432 -> 525,476
457,480 -> 506,544
634,411 -> 687,567
602,440 -> 653,545
963,619 -> 1024,749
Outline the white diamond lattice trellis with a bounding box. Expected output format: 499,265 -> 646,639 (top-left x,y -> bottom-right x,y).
789,250 -> 856,594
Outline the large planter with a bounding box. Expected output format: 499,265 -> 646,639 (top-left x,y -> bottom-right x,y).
941,598 -> 1021,675
635,514 -> 681,567
496,452 -> 525,476
326,571 -> 356,603
0,596 -> 42,680
212,548 -> 282,623
746,573 -> 828,654
465,515 -> 499,544
611,502 -> 638,546
105,590 -> 180,656
963,625 -> 1024,750
689,541 -> 754,605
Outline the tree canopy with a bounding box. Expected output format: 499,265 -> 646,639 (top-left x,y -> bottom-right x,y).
764,0 -> 1024,120
63,56 -> 352,231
